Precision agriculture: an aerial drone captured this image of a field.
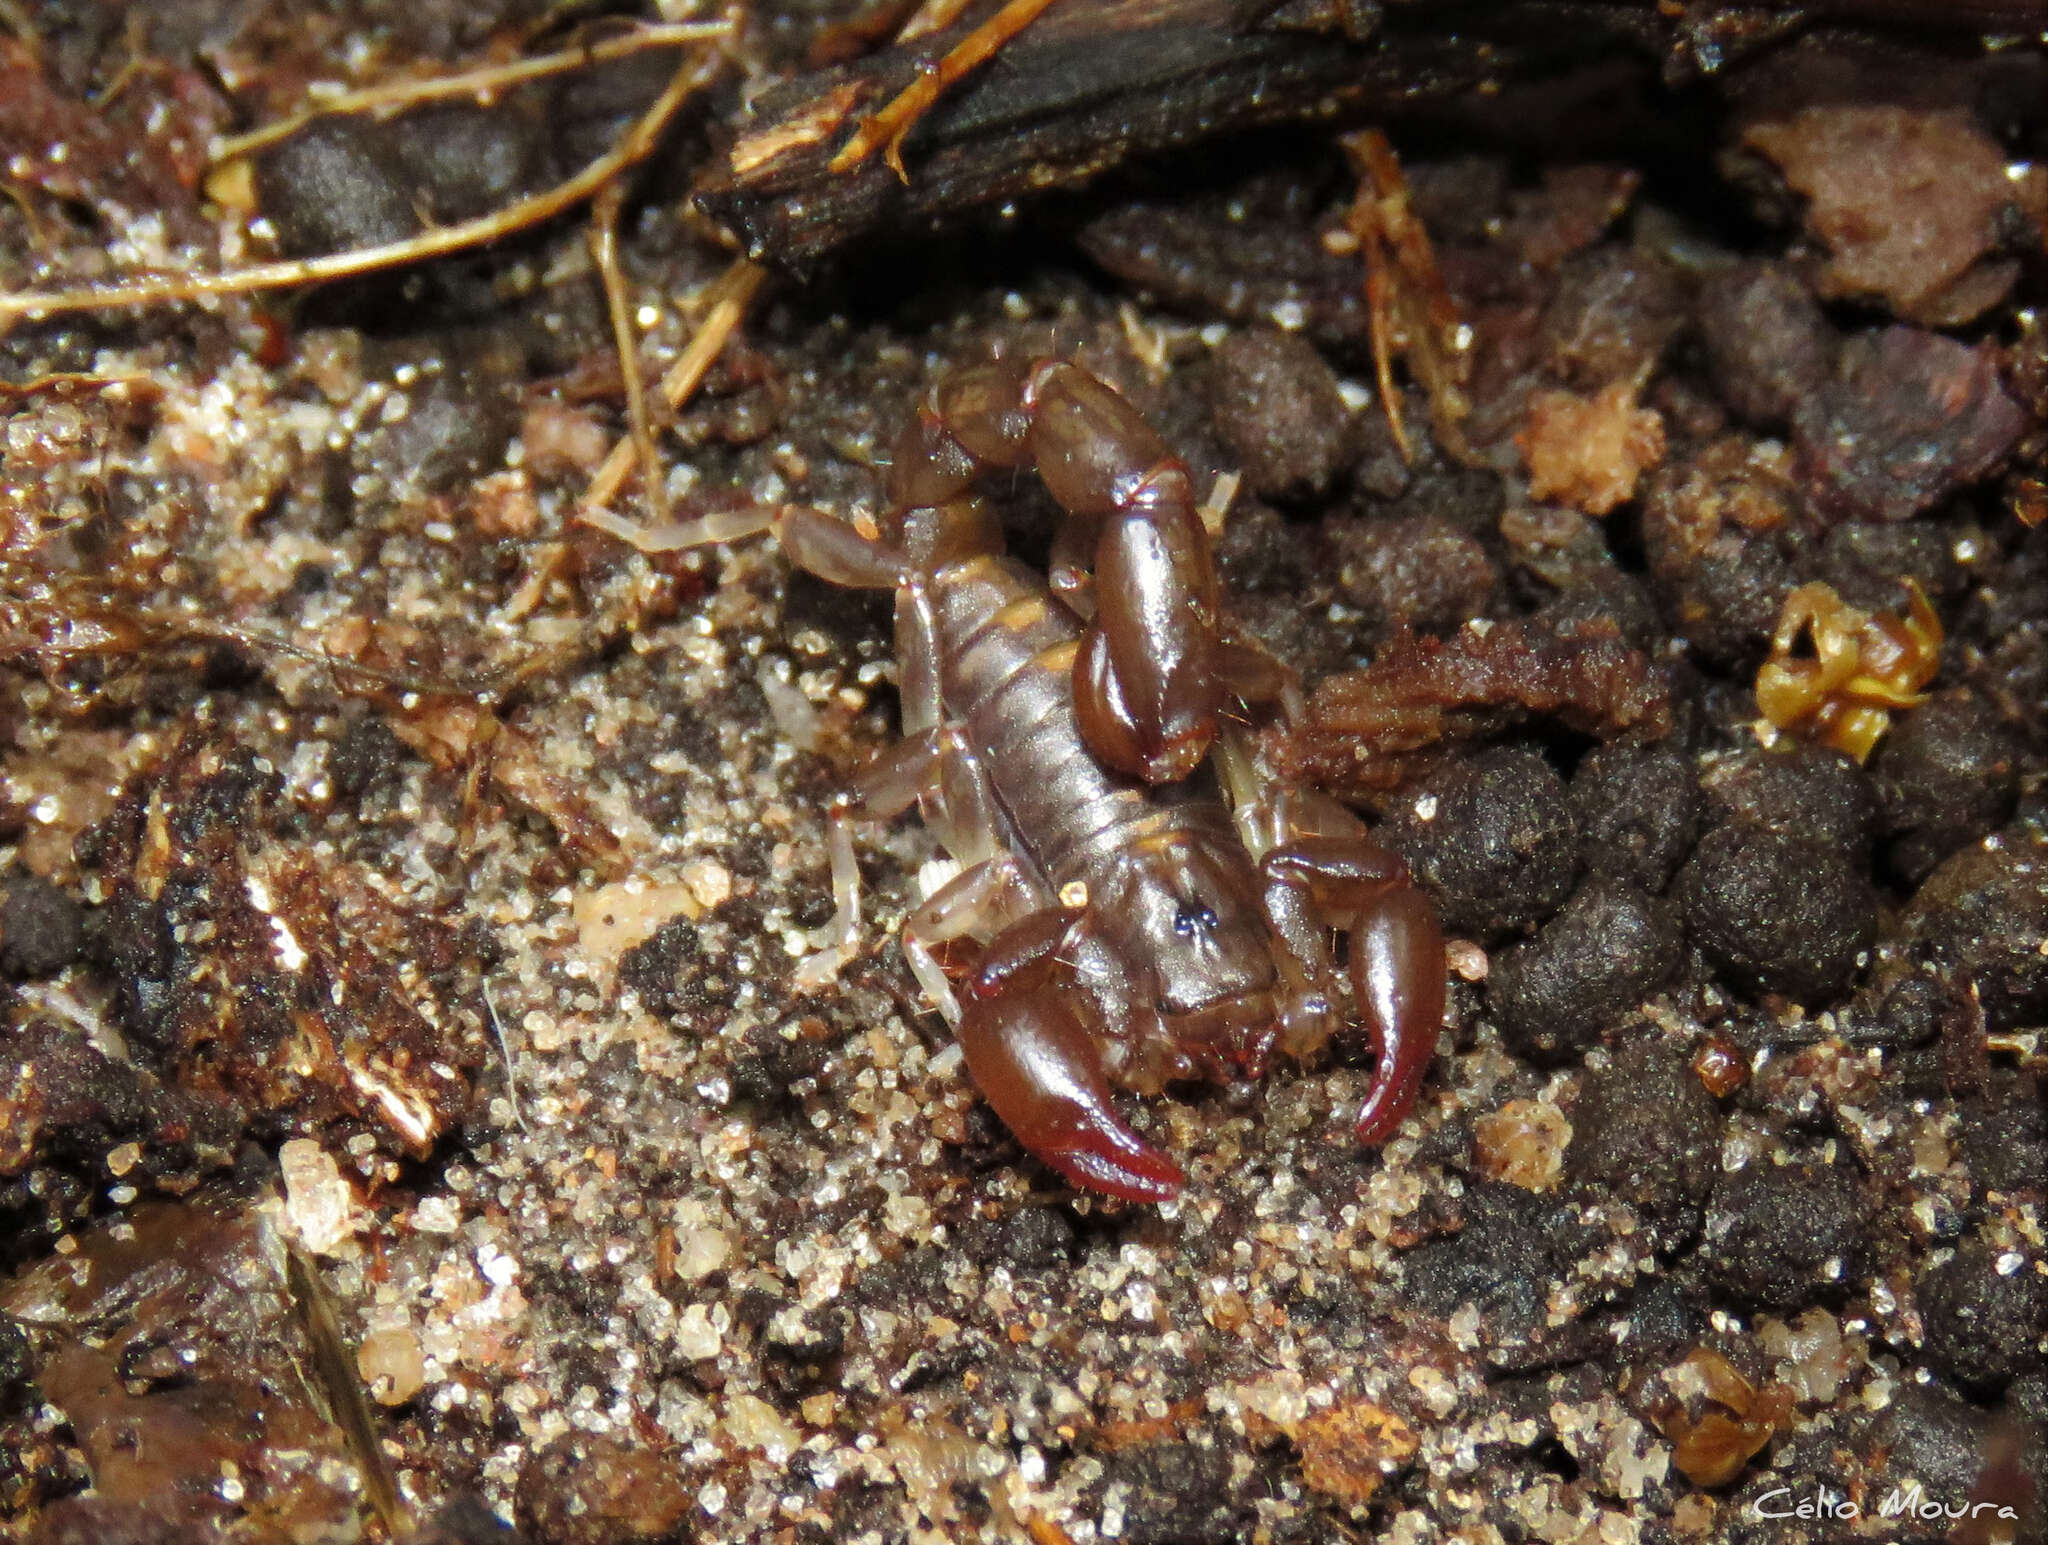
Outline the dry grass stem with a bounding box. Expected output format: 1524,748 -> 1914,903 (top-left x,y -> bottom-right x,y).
0,42 -> 726,324
827,0 -> 1062,180
580,255 -> 765,514
209,20 -> 733,165
588,184 -> 669,527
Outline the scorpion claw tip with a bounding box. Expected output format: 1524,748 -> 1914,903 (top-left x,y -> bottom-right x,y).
1353,1098 -> 1405,1147
1353,1052 -> 1428,1145
1051,1136 -> 1186,1203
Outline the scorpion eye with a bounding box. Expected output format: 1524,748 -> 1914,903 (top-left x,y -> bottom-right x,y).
1172,904 -> 1220,938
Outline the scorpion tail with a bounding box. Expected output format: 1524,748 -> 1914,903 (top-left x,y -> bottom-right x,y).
956,989 -> 1185,1202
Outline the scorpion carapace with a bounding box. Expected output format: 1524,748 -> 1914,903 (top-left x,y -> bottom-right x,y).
762,360 -> 1448,1201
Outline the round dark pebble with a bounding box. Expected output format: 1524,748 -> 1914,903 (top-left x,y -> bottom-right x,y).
1227,588 -> 1356,683
1955,1073 -> 2048,1196
1865,1384 -> 1995,1520
2014,1370 -> 2048,1428
1381,747 -> 1579,940
1860,971 -> 1947,1050
355,347 -> 522,496
331,714 -> 418,804
1696,260 -> 1834,429
1566,1036 -> 1720,1250
618,916 -> 704,1021
1639,438 -> 1803,668
1089,1440 -> 1249,1545
1569,741 -> 1702,891
992,1205 -> 1076,1271
1206,328 -> 1355,502
1537,245 -> 1691,390
1918,1233 -> 2048,1396
1698,743 -> 1877,857
1810,519 -> 1959,614
1528,564 -> 1664,654
1872,689 -> 2021,886
382,97 -> 553,225
254,117 -> 420,257
1488,877 -> 1682,1063
1699,1161 -> 1874,1310
1321,511 -> 1497,638
1793,326 -> 2025,525
410,1495 -> 527,1545
1608,1278 -> 1706,1363
0,873 -> 85,978
1211,499 -> 1312,596
1405,156 -> 1510,243
1900,842 -> 2048,1034
1677,825 -> 1876,1002
1403,1183 -> 1573,1340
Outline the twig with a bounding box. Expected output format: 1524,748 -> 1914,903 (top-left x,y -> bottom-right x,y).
579,254 -> 765,513
0,41 -> 726,323
895,0 -> 978,44
827,0 -> 1064,180
209,19 -> 733,165
587,183 -> 668,526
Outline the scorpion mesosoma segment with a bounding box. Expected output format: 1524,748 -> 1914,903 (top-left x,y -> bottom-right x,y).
762,359 -> 1446,1201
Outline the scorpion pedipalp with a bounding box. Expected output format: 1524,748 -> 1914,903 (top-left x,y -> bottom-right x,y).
957,984 -> 1188,1203
1248,796 -> 1448,1145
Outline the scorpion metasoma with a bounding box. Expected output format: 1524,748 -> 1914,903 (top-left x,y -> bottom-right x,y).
655,357 -> 1448,1201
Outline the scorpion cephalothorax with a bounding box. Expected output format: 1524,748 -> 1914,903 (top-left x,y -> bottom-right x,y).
704,358 -> 1447,1201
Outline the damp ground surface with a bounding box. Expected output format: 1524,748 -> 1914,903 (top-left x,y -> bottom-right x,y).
1,4 -> 2047,1542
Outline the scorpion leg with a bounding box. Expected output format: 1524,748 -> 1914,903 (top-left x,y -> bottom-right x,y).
1260,837 -> 1447,1145
900,855 -> 1028,1024
792,805 -> 865,991
956,908 -> 1186,1202
776,505 -> 912,589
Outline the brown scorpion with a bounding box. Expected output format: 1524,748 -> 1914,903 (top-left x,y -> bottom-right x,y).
658,358 -> 1447,1201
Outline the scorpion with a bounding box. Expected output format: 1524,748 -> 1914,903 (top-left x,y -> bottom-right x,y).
694,357 -> 1448,1201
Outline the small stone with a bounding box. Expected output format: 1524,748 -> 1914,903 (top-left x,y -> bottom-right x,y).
722,1392 -> 800,1461
279,1139 -> 360,1257
0,873 -> 86,978
358,1324 -> 427,1405
1207,328 -> 1356,502
1474,1099 -> 1572,1192
676,1302 -> 722,1361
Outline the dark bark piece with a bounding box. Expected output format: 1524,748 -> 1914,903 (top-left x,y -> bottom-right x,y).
698,0 -> 2048,270
695,0 -> 1628,271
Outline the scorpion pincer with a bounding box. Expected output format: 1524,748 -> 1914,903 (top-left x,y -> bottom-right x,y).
753,358 -> 1446,1201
